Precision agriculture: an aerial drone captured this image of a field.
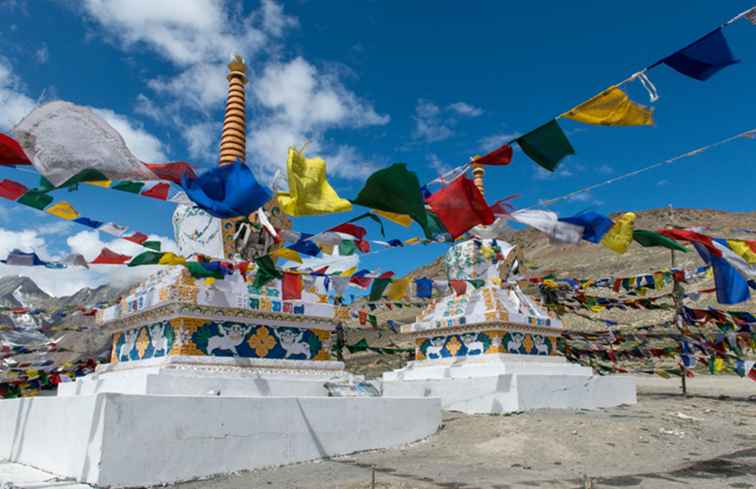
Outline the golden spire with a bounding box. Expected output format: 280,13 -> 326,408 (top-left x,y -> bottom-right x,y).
219,54 -> 248,165
471,157 -> 485,196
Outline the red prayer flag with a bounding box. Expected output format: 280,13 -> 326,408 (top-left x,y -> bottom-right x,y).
282,272 -> 303,300
0,179 -> 28,200
141,182 -> 170,200
450,279 -> 467,296
350,275 -> 372,289
658,229 -> 719,256
329,223 -> 367,240
123,232 -> 149,245
91,248 -> 131,265
0,134 -> 31,165
356,239 -> 370,253
144,162 -> 197,184
427,176 -> 495,239
378,271 -> 395,280
470,143 -> 513,166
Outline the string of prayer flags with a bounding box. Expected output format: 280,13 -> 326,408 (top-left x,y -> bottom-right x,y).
600,212 -> 636,254
470,143 -> 513,166
277,147 -> 352,216
351,163 -> 432,238
426,175 -> 494,239
559,211 -> 614,243
0,134 -> 31,165
415,277 -> 433,298
180,161 -> 272,219
510,209 -> 583,244
562,86 -> 654,126
515,120 -> 575,172
633,229 -> 688,252
651,27 -> 739,81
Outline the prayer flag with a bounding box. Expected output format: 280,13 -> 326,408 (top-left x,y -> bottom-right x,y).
352,163 -> 431,238
127,251 -> 163,267
289,235 -> 321,257
600,212 -> 636,254
141,182 -> 170,200
633,229 -> 688,252
385,277 -> 410,301
369,277 -> 392,301
338,240 -> 359,256
652,28 -> 739,81
350,269 -> 372,289
0,134 -> 31,165
0,180 -> 28,200
45,201 -> 80,220
91,248 -> 131,265
180,161 -> 272,218
158,252 -> 185,265
510,209 -> 583,244
183,262 -> 224,279
415,277 -> 433,298
144,162 -> 197,185
253,255 -> 282,289
143,240 -> 161,252
727,239 -> 756,265
470,143 -> 513,166
329,223 -> 367,240
14,101 -> 157,186
112,181 -> 145,194
563,86 -> 654,126
560,211 -> 614,243
373,209 -> 412,227
277,147 -> 352,216
712,239 -> 756,279
693,242 -> 751,304
450,279 -> 467,296
282,272 -> 303,300
17,190 -> 53,210
98,223 -> 128,237
516,120 -> 574,172
74,217 -> 103,229
270,247 -> 303,263
85,180 -> 111,188
123,232 -> 149,245
426,176 -> 495,239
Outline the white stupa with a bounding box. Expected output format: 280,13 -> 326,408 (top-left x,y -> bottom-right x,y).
382,166 -> 636,414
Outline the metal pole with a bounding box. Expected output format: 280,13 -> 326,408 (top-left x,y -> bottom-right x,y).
668,205 -> 687,396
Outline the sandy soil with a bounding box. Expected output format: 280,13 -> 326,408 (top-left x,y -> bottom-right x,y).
171,375 -> 756,489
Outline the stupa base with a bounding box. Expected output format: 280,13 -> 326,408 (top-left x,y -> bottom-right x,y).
382,354 -> 636,414
0,391 -> 440,488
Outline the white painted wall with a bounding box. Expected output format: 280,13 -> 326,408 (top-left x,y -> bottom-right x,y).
0,394 -> 441,488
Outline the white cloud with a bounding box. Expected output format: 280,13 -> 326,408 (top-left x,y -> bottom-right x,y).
478,132 -> 519,152
427,153 -> 450,176
533,165 -> 574,181
448,102 -> 482,117
413,99 -> 452,142
181,121 -> 220,163
94,108 -> 168,161
0,58 -> 36,130
248,57 -> 388,181
657,179 -> 669,187
597,163 -> 614,174
34,45 -> 49,64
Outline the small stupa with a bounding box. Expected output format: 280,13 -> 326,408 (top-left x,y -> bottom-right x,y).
383,163 -> 636,414
0,56 -> 440,489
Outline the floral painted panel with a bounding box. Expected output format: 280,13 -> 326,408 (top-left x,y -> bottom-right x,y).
416,330 -> 559,360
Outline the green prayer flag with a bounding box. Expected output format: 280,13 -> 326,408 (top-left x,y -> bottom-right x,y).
39,169 -> 109,191
468,279 -> 485,289
338,240 -> 359,256
367,314 -> 378,329
112,180 -> 146,194
633,229 -> 688,252
351,163 -> 431,238
128,251 -> 163,267
369,278 -> 392,301
183,262 -> 224,279
347,338 -> 369,353
349,212 -> 385,237
17,190 -> 53,210
253,255 -> 282,289
143,241 -> 162,252
426,211 -> 450,241
516,119 -> 575,171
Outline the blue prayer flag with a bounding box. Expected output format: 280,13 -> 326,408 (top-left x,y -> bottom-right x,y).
559,211 -> 613,243
652,28 -> 739,81
180,161 -> 272,218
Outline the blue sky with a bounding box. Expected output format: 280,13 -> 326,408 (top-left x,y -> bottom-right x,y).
0,0 -> 754,295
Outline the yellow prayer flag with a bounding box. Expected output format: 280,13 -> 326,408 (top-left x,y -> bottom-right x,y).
204,277 -> 216,286
340,266 -> 357,277
45,201 -> 80,220
385,277 -> 410,301
373,209 -> 412,227
714,357 -> 725,373
404,237 -> 420,245
85,180 -> 112,188
276,147 -> 352,216
158,252 -> 186,266
728,240 -> 756,265
653,271 -> 665,290
563,86 -> 654,126
601,212 -> 636,254
271,247 -> 303,263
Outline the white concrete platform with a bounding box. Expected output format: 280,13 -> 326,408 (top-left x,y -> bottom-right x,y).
382,354 -> 636,414
0,393 -> 441,488
0,462 -> 91,489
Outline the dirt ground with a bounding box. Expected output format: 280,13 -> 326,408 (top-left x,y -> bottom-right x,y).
173,375 -> 756,489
